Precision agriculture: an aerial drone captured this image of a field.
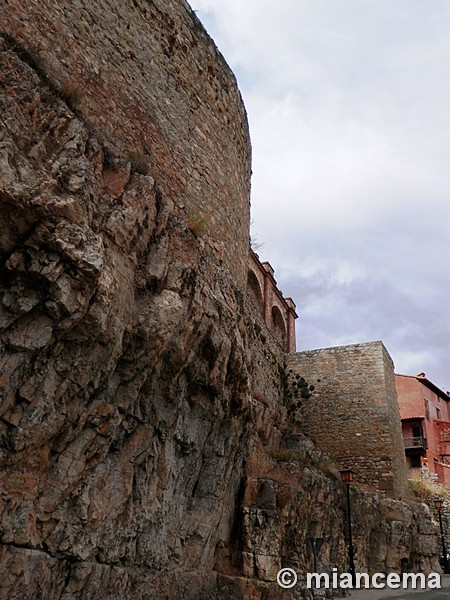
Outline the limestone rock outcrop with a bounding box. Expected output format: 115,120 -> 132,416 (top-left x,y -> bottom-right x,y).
0,22 -> 253,596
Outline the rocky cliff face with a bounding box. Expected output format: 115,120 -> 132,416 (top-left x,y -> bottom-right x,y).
0,2 -> 441,599
0,26 -> 254,597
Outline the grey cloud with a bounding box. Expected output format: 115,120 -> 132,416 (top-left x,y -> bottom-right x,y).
192,0 -> 450,388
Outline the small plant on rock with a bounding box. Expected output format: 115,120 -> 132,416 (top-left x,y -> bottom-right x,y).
59,81 -> 83,108
129,151 -> 151,175
188,215 -> 208,235
281,367 -> 315,402
280,367 -> 315,421
288,373 -> 315,400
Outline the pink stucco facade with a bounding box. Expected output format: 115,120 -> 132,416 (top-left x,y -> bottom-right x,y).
396,373 -> 450,486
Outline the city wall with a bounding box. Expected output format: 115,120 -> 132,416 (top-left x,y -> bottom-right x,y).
3,0 -> 251,286
287,341 -> 410,500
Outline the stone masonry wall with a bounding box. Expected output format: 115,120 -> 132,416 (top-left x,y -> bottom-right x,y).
2,0 -> 251,287
286,342 -> 410,500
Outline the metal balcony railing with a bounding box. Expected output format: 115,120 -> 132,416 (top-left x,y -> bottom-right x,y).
403,436 -> 427,450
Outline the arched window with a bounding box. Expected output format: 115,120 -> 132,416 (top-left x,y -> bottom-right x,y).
247,270 -> 264,316
271,305 -> 286,348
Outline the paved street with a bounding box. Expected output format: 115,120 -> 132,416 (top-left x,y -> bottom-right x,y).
348,575 -> 450,600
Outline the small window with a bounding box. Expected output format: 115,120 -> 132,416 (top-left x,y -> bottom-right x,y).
425,400 -> 430,420
437,407 -> 442,420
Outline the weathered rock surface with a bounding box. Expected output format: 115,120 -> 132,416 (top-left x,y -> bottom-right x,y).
0,1 -> 442,599
0,25 -> 254,597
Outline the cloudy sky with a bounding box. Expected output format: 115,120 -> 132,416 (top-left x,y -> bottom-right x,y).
190,0 -> 450,390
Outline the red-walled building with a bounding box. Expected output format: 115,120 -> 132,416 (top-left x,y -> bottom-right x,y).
396,373 -> 450,486
248,249 -> 298,353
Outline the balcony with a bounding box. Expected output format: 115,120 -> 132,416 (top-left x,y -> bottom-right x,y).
403,436 -> 428,450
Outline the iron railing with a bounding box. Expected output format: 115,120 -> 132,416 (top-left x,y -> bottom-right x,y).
403,436 -> 427,450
